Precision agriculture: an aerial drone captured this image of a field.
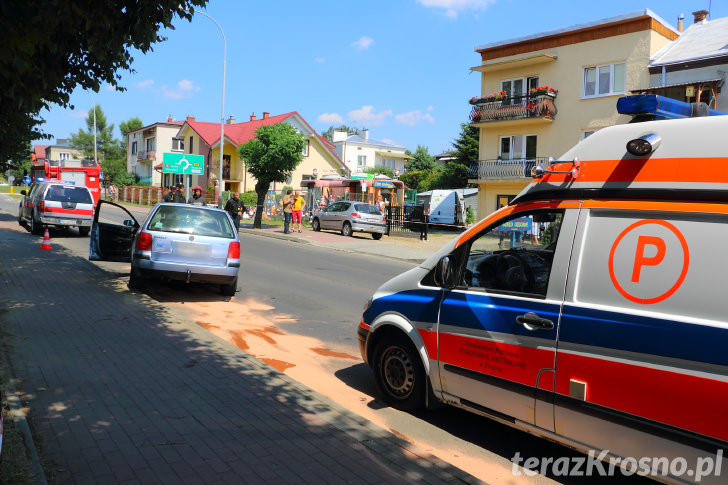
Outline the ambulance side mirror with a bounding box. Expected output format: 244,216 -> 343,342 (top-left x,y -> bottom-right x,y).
434,256 -> 457,289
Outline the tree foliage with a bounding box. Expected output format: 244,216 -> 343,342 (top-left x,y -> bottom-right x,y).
0,0 -> 207,166
405,145 -> 436,172
363,166 -> 395,178
451,121 -> 479,167
238,123 -> 306,228
321,125 -> 360,142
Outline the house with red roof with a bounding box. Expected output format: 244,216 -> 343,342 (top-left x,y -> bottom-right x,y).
173,111 -> 347,197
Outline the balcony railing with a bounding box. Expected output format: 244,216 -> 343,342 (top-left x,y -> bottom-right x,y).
468,158 -> 551,180
469,94 -> 557,123
137,150 -> 156,161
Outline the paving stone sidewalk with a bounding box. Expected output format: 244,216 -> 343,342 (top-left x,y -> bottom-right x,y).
0,218 -> 479,484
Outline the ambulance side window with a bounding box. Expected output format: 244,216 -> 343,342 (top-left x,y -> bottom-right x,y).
462,211 -> 563,297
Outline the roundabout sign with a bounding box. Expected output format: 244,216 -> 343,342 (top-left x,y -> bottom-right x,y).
162,153 -> 204,175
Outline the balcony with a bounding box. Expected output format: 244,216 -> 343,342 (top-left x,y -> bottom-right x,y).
137,150 -> 156,161
468,158 -> 550,180
469,94 -> 557,126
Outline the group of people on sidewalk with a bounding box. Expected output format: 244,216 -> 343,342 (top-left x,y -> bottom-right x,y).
281,189 -> 305,234
162,183 -> 208,206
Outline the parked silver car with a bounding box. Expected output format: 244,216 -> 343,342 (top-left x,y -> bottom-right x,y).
311,201 -> 385,240
89,201 -> 240,296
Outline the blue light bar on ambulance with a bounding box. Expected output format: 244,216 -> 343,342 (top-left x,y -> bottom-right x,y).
617,94 -> 726,120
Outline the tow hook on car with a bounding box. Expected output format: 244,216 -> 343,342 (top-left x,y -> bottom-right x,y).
186,269 -> 191,284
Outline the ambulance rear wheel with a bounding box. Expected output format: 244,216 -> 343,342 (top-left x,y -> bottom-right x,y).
30,215 -> 43,235
372,334 -> 425,411
78,226 -> 90,237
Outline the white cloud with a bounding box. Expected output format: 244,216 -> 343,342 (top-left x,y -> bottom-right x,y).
315,57 -> 325,63
395,110 -> 435,126
162,79 -> 200,99
348,105 -> 392,125
71,110 -> 88,119
318,112 -> 344,124
136,79 -> 154,89
352,35 -> 374,51
416,0 -> 495,18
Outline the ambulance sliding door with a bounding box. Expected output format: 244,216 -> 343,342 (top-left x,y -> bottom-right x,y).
436,207 -> 577,428
555,206 -> 728,472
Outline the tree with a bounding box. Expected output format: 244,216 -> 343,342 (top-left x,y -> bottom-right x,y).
363,166 -> 395,178
399,170 -> 427,192
0,0 -> 208,161
238,123 -> 306,229
451,121 -> 479,167
321,125 -> 360,142
405,145 -> 436,172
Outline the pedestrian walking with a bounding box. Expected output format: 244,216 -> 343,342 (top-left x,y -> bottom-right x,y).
291,190 -> 306,233
173,183 -> 186,203
225,191 -> 246,230
281,189 -> 293,234
188,185 -> 207,206
163,185 -> 176,202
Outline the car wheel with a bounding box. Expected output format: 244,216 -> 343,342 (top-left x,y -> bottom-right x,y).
372,334 -> 426,411
341,222 -> 353,237
372,233 -> 383,240
17,207 -> 24,227
128,269 -> 145,290
221,276 -> 238,296
312,218 -> 321,232
30,214 -> 43,235
78,226 -> 90,237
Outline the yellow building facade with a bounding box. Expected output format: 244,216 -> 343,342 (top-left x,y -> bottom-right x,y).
469,10 -> 679,218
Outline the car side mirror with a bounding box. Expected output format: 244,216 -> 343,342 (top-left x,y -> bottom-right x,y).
20,190 -> 27,195
434,256 -> 457,288
123,219 -> 135,227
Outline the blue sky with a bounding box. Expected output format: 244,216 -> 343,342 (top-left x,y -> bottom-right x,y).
41,0 -> 724,155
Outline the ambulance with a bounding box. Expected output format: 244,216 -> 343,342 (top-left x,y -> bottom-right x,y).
357,108 -> 728,483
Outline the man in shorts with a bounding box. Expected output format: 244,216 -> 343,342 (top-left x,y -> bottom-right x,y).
291,190 -> 306,233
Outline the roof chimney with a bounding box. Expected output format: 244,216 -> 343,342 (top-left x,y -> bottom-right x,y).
693,9 -> 708,23
677,13 -> 684,32
227,114 -> 236,124
362,129 -> 369,140
250,112 -> 257,121
186,115 -> 195,122
167,116 -> 174,123
263,112 -> 269,119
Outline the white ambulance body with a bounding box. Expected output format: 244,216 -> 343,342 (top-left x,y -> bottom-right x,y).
357,115 -> 728,484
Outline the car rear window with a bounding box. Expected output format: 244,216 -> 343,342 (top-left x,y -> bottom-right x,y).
45,185 -> 93,203
147,206 -> 236,238
354,203 -> 381,214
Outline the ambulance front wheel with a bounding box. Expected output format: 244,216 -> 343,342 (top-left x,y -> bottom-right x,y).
372,334 -> 426,411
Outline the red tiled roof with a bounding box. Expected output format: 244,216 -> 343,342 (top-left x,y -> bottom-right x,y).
33,145 -> 48,161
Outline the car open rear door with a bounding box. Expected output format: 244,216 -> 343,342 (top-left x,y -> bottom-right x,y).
89,200 -> 139,262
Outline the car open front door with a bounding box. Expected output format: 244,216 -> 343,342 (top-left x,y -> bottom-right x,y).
435,207 -> 576,429
89,200 -> 139,262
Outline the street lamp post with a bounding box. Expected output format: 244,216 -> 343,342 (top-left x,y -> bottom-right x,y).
193,10 -> 226,208
87,91 -> 97,165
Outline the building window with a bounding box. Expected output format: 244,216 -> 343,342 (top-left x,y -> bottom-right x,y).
172,138 -> 184,151
497,195 -> 514,209
499,135 -> 537,160
582,130 -> 596,140
583,62 -> 625,98
59,152 -> 70,161
357,155 -> 367,166
145,137 -> 155,152
189,136 -> 194,153
501,76 -> 539,104
131,141 -> 138,155
302,140 -> 309,157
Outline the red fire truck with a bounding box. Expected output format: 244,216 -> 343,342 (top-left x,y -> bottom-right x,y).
31,159 -> 101,204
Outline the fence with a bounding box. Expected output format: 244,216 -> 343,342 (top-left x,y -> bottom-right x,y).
386,205 -> 428,240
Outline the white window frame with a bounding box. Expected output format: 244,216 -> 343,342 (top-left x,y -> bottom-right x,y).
131,141 -> 138,155
302,140 -> 309,157
499,134 -> 537,161
582,130 -> 597,140
172,138 -> 184,151
357,155 -> 367,167
583,62 -> 625,98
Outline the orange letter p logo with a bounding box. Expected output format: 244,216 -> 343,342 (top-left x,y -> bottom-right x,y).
631,236 -> 666,283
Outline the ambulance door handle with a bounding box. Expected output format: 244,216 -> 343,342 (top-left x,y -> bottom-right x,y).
516,312 -> 554,330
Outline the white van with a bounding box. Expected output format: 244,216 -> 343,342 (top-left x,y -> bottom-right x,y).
426,189 -> 465,227
357,115 -> 728,484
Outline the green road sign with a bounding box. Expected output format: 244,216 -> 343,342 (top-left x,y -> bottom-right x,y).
162,153 -> 204,175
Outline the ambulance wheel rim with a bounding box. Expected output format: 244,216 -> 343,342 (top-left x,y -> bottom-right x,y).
381,346 -> 414,397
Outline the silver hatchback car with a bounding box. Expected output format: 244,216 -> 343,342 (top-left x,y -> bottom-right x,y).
311,201 -> 385,240
89,201 -> 240,296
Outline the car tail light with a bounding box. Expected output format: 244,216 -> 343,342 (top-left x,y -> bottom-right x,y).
137,232 -> 153,251
351,212 -> 361,219
39,201 -> 45,212
227,241 -> 240,260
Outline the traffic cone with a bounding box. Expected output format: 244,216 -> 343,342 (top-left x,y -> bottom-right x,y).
40,228 -> 52,250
